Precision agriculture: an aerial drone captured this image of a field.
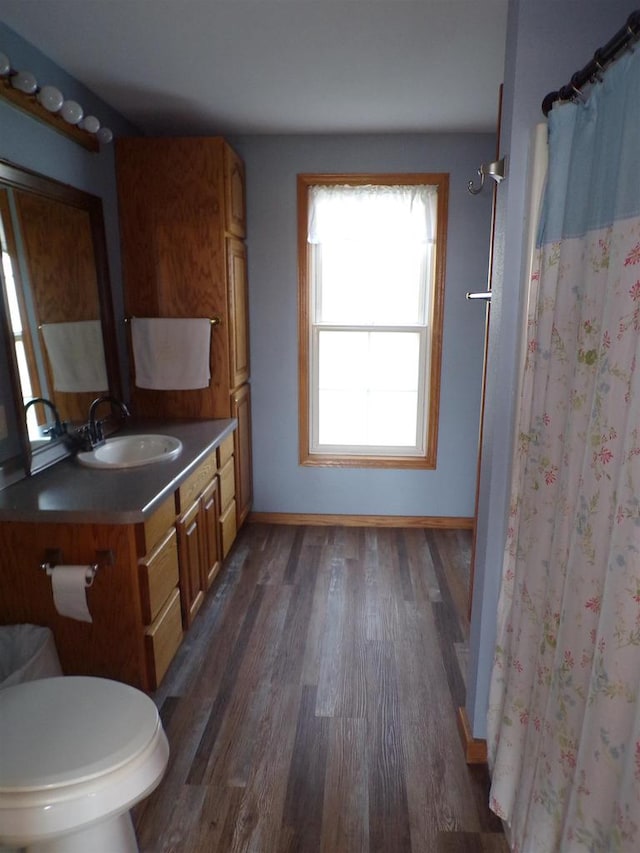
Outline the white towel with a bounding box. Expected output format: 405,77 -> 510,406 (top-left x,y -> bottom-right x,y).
41,320 -> 108,393
131,317 -> 211,390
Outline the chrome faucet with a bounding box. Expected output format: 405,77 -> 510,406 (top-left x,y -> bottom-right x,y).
87,396 -> 131,446
24,397 -> 65,438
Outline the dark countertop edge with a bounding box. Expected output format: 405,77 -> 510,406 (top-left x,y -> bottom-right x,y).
0,418 -> 236,525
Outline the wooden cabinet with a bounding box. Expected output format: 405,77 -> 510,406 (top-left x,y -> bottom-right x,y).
232,383 -> 253,527
115,136 -> 253,525
200,478 -> 222,589
0,430 -> 237,691
175,435 -> 236,627
138,527 -> 179,624
227,237 -> 250,389
176,498 -> 206,627
0,494 -> 184,692
217,433 -> 237,557
133,495 -> 185,690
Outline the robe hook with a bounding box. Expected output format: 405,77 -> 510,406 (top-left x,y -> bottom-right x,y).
468,157 -> 506,195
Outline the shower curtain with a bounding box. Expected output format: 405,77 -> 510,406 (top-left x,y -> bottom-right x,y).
487,47 -> 640,853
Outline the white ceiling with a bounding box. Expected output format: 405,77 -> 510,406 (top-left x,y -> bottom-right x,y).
0,0 -> 508,136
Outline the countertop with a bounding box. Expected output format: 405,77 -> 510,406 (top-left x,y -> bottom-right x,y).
0,418 -> 236,524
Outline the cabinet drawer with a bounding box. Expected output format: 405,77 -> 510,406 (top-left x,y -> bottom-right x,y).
220,499 -> 237,558
219,456 -> 235,511
177,452 -> 216,511
217,432 -> 235,468
139,527 -> 179,624
144,588 -> 183,690
142,495 -> 176,553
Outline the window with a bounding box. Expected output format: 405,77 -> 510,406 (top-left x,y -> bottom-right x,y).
298,173 -> 448,468
0,196 -> 41,440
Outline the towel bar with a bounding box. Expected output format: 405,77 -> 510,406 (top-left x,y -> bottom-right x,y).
124,315 -> 221,326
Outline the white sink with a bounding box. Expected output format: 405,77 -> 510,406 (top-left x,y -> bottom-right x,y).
77,434 -> 183,469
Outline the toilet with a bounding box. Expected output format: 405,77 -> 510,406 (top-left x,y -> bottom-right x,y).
0,676 -> 169,852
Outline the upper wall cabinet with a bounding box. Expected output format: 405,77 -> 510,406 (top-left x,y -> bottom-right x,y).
115,137 -> 252,524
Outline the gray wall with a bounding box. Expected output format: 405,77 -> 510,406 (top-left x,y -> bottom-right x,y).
466,0 -> 639,739
231,133 -> 495,518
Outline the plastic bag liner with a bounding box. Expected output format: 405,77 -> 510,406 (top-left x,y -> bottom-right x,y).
0,625 -> 62,689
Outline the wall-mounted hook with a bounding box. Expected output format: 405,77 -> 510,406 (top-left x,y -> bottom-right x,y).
468,157 -> 506,195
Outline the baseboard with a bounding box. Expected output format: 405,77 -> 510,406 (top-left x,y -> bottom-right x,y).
247,512 -> 474,529
456,706 -> 488,765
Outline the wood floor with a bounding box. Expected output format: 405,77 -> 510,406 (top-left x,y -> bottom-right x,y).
134,524 -> 507,852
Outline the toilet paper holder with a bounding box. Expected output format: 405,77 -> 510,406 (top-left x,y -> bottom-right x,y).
39,548 -> 112,587
40,562 -> 98,587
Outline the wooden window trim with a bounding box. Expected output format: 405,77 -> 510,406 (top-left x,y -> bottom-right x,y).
297,172 -> 449,469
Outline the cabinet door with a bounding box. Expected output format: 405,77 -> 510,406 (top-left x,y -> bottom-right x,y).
201,477 -> 222,589
224,144 -> 246,238
232,382 -> 253,526
227,237 -> 250,390
176,499 -> 205,627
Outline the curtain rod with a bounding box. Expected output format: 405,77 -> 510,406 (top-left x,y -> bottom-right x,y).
541,9 -> 640,116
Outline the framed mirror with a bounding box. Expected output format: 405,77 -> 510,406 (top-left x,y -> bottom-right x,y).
0,159 -> 121,474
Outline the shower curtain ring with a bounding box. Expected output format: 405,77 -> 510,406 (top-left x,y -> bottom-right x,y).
571,84 -> 585,102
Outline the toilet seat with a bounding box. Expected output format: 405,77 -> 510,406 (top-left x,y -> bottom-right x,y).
0,676 -> 169,849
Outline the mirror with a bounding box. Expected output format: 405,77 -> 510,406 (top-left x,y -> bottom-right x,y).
0,159 -> 121,474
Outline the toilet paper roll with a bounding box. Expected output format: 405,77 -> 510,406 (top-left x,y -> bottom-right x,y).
50,565 -> 93,623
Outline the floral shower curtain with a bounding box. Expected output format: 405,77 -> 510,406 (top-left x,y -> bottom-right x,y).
487,47 -> 640,853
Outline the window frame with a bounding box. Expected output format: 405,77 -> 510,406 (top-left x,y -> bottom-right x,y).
297,172 -> 449,469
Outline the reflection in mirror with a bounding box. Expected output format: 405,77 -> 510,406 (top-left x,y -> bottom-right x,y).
0,160 -> 120,474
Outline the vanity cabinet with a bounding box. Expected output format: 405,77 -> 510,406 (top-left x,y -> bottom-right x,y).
0,424 -> 238,692
137,497 -> 183,689
232,383 -> 253,527
175,434 -> 236,626
115,136 -> 252,528
176,499 -> 206,627
200,477 -> 222,589
0,505 -> 183,692
217,432 -> 237,556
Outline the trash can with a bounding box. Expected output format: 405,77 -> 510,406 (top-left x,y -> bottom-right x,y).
0,625 -> 62,690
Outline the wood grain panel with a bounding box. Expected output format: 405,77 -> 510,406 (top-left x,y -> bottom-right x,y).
133,524 -> 505,851
232,382 -> 253,525
116,137 -> 230,419
226,237 -> 249,389
0,520 -> 147,688
249,512 -> 474,529
141,494 -> 177,554
15,190 -> 103,422
15,191 -> 100,324
176,498 -> 206,627
321,717 -> 369,853
187,584 -> 266,785
281,684 -> 330,850
216,432 -> 235,467
138,526 -> 179,624
223,142 -> 246,238
144,587 -> 183,690
365,640 -> 412,852
200,477 -> 222,589
177,451 -> 217,512
199,585 -> 291,789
